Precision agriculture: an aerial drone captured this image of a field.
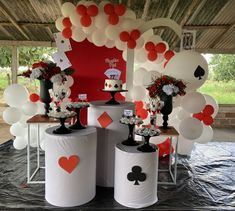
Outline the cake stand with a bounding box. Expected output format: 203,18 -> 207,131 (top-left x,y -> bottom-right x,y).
100,89 -> 128,105
66,102 -> 90,130
120,115 -> 143,146
135,127 -> 161,152
48,111 -> 76,134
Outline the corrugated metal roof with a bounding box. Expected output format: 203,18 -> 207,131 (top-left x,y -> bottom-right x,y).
0,0 -> 234,53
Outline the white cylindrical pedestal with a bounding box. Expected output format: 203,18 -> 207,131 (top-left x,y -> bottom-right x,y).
45,126 -> 97,207
114,143 -> 158,208
88,101 -> 135,187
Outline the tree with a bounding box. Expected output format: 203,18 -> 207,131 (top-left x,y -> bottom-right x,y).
209,54 -> 235,81
0,46 -> 56,68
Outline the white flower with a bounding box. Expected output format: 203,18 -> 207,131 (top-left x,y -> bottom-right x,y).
173,85 -> 179,94
162,84 -> 177,95
30,68 -> 42,80
50,74 -> 63,84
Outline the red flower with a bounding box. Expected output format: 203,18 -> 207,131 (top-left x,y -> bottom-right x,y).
32,62 -> 48,69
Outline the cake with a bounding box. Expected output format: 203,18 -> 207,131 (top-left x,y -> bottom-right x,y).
104,79 -> 123,91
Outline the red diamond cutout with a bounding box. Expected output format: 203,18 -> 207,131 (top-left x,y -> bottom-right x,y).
108,84 -> 112,88
97,112 -> 113,128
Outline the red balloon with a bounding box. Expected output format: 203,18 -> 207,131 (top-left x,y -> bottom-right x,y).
203,105 -> 214,116
155,42 -> 166,53
193,112 -> 204,121
157,138 -> 174,157
164,50 -> 175,60
203,116 -> 214,125
76,4 -> 87,16
114,4 -> 126,16
62,17 -> 72,28
145,41 -> 155,51
135,101 -> 144,110
104,3 -> 114,15
127,39 -> 136,49
108,14 -> 119,25
163,61 -> 168,68
119,31 -> 130,42
62,27 -> 72,39
29,93 -> 40,102
148,51 -> 158,61
137,108 -> 148,120
87,5 -> 99,17
130,29 -> 140,40
80,15 -> 92,27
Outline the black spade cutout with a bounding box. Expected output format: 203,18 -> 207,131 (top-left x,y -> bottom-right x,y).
194,65 -> 205,80
127,166 -> 146,185
61,40 -> 64,43
114,84 -> 119,88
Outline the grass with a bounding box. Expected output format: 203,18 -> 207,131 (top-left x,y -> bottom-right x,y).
199,80 -> 235,104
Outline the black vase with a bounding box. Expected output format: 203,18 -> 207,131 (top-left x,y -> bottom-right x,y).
40,79 -> 53,116
122,124 -> 139,146
69,108 -> 86,130
137,136 -> 156,152
160,93 -> 173,129
53,118 -> 72,134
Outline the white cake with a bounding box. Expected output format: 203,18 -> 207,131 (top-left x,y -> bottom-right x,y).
104,79 -> 123,91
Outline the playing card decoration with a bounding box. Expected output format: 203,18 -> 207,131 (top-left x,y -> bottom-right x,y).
52,51 -> 72,70
58,155 -> 80,174
127,166 -> 146,185
97,111 -> 113,128
54,32 -> 72,52
104,58 -> 121,79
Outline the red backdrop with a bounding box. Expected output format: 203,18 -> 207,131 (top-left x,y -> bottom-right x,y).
65,39 -> 126,123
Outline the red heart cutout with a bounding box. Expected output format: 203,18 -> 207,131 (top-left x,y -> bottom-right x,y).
58,155 -> 80,174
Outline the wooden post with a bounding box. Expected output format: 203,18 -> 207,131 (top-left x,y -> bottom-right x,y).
11,45 -> 18,84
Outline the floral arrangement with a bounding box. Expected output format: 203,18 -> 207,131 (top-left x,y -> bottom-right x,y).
147,75 -> 186,98
18,61 -> 74,83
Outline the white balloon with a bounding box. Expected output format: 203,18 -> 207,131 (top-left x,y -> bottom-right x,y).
18,114 -> 29,128
194,125 -> 213,144
130,86 -> 147,101
72,27 -> 86,42
165,51 -> 208,91
36,102 -> 45,115
122,49 -> 127,61
105,25 -> 122,40
70,12 -> 82,27
3,107 -> 21,125
136,18 -> 145,27
95,13 -> 108,28
203,94 -> 219,118
105,39 -> 115,48
10,123 -> 27,136
64,75 -> 74,87
181,92 -> 206,113
177,108 -> 191,120
22,101 -> 38,116
155,53 -> 165,64
177,135 -> 195,155
135,37 -> 144,49
61,2 -> 75,17
55,17 -> 64,31
173,95 -> 182,108
115,40 -> 126,51
121,18 -> 137,30
82,21 -> 97,35
179,117 -> 203,140
142,70 -> 161,86
134,67 -> 147,86
4,84 -> 29,108
13,137 -> 27,150
146,35 -> 162,44
92,29 -> 107,46
135,49 -> 147,63
124,10 -> 136,20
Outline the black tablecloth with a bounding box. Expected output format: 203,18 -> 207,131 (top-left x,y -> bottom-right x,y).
0,140 -> 234,210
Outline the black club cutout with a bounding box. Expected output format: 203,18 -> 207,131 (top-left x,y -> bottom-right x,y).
194,65 -> 205,80
60,59 -> 63,62
114,84 -> 119,88
127,166 -> 146,185
61,40 -> 64,43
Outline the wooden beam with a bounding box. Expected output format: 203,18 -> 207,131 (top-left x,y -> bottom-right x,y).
45,27 -> 55,41
174,47 -> 235,54
11,46 -> 18,84
0,25 -> 15,39
0,40 -> 56,47
183,24 -> 229,30
141,0 -> 151,20
0,21 -> 54,27
209,21 -> 235,48
0,1 -> 30,40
